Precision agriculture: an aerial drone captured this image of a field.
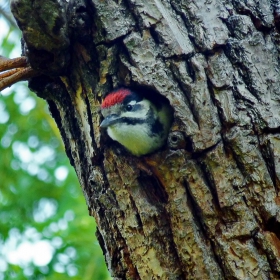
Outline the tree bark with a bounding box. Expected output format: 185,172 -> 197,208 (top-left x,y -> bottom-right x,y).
11,0 -> 280,279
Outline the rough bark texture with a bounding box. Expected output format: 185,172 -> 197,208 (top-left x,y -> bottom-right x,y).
11,0 -> 280,279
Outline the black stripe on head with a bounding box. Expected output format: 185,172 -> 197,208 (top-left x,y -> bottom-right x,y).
128,103 -> 142,112
127,86 -> 169,110
122,91 -> 143,105
117,116 -> 164,137
118,117 -> 146,125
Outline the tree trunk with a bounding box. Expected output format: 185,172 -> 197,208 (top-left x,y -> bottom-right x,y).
11,0 -> 280,279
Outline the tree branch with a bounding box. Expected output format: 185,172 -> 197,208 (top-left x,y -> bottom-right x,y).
0,56 -> 38,91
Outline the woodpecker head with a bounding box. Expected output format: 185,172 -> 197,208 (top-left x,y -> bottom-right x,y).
100,88 -> 173,156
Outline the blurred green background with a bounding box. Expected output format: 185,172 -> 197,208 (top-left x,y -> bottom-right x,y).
0,1 -> 110,279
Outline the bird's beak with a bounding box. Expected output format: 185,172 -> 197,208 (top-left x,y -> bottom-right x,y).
100,114 -> 120,128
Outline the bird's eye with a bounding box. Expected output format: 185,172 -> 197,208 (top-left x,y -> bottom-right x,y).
126,105 -> 133,111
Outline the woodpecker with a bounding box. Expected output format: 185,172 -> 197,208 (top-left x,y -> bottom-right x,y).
100,88 -> 173,156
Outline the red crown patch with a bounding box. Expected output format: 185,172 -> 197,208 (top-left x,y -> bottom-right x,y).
101,88 -> 131,108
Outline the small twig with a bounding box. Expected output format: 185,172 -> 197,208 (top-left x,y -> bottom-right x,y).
0,56 -> 28,72
0,66 -> 38,91
0,56 -> 39,91
0,68 -> 19,79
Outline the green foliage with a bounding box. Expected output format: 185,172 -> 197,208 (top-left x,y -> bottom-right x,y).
0,14 -> 110,280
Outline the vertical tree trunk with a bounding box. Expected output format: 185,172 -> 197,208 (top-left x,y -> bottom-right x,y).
11,0 -> 280,279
